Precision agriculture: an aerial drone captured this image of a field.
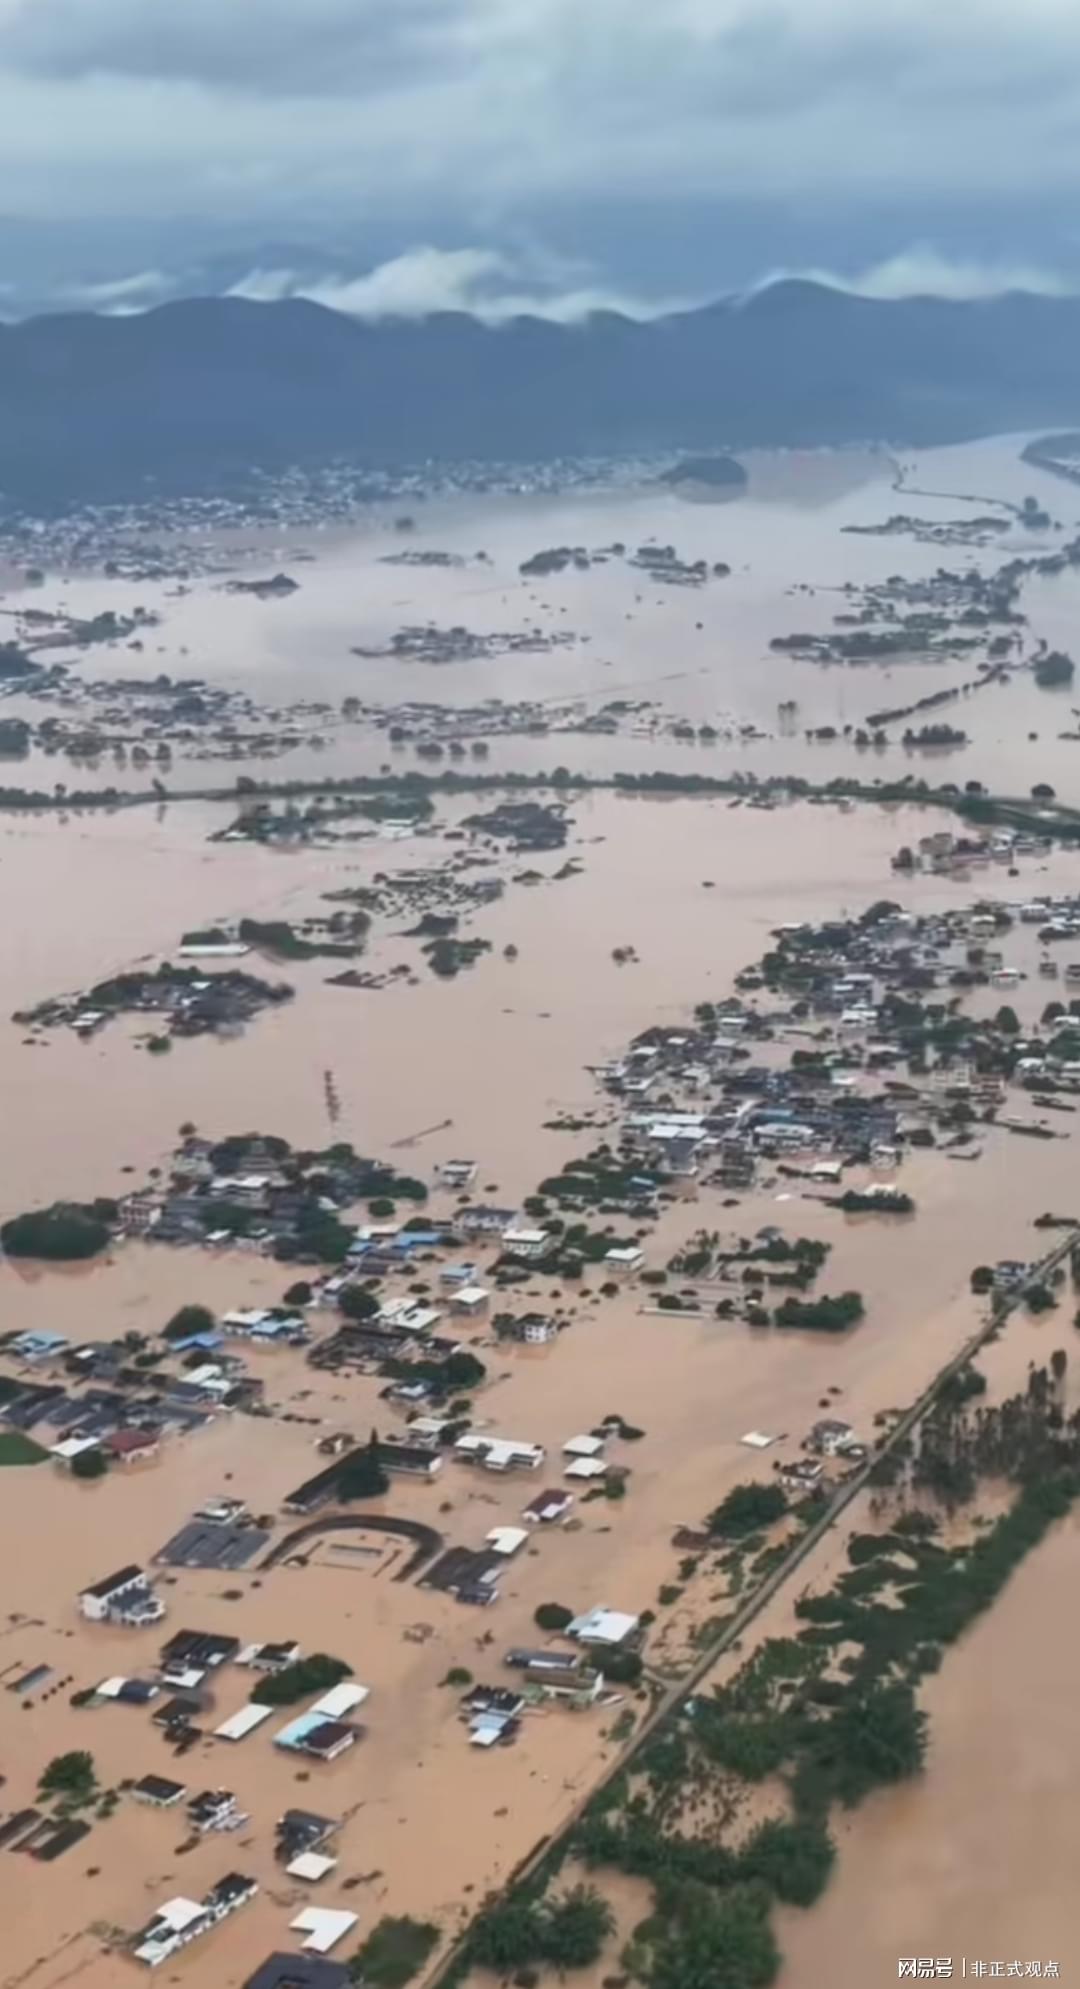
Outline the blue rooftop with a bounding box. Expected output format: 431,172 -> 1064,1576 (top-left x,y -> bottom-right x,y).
273,1710 -> 326,1750
12,1331 -> 67,1357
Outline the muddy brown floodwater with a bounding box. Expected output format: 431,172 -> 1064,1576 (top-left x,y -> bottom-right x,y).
777,1507 -> 1080,1988
0,787 -> 1021,1210
2,436 -> 1080,1986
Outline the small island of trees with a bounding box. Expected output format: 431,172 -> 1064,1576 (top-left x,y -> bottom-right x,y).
1,1199 -> 116,1261
774,1291 -> 866,1333
708,1481 -> 788,1539
1034,649 -> 1075,689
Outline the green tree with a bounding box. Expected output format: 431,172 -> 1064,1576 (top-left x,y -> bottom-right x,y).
708,1482 -> 787,1539
648,1883 -> 779,1989
442,1351 -> 486,1391
340,1284 -> 381,1323
251,1652 -> 352,1707
163,1303 -> 216,1342
591,1646 -> 643,1684
71,1448 -> 108,1481
739,1817 -> 835,1906
2,1204 -> 111,1261
349,1916 -> 440,1988
819,1682 -> 927,1805
773,1291 -> 865,1334
534,1602 -> 573,1631
338,1436 -> 389,1500
541,1886 -> 614,1969
470,1901 -> 546,1972
39,1751 -> 97,1801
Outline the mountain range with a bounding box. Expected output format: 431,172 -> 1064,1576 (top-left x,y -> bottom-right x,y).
3,281 -> 1080,510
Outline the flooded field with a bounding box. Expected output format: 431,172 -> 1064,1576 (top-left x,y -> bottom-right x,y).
1,437 -> 1079,1984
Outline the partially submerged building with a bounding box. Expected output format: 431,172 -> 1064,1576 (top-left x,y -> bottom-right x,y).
79,1566 -> 165,1628
131,1872 -> 256,1968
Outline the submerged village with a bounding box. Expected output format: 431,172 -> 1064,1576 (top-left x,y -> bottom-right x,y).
3,438 -> 1080,1986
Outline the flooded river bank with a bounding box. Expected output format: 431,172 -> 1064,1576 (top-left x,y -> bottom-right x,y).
777,1505 -> 1080,1985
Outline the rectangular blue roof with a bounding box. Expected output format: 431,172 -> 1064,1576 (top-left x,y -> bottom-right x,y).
273,1711 -> 326,1750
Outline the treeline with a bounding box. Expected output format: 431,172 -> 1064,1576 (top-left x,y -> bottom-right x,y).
450,1373 -> 1080,1989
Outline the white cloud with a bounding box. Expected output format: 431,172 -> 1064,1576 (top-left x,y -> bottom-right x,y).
228,245 -> 694,322
63,268 -> 175,308
1,0 -> 1080,304
754,247 -> 1074,302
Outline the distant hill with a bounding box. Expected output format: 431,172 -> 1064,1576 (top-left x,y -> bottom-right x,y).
4,282 -> 1080,509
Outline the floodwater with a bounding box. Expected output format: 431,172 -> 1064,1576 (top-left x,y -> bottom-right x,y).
2,437 -> 1080,1981
777,1508 -> 1080,1987
6,433 -> 1080,801
3,787 -> 1079,1212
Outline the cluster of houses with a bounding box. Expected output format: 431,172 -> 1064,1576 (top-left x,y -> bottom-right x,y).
0,1324 -> 265,1472
585,891 -> 1080,1198
17,962 -> 293,1045
774,1416 -> 868,1489
92,1630 -> 372,1971
895,826 -> 1052,879
458,1604 -> 641,1744
73,1608 -> 375,1764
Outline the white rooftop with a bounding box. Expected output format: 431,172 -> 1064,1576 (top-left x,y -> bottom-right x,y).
51,1436 -> 101,1462
154,1897 -> 205,1934
95,1676 -> 129,1699
564,1457 -> 608,1480
378,1298 -> 440,1333
213,1702 -> 275,1742
291,1907 -> 359,1955
455,1433 -> 544,1468
286,1851 -> 338,1883
485,1526 -> 529,1556
569,1607 -> 639,1645
563,1433 -> 605,1458
309,1682 -> 370,1720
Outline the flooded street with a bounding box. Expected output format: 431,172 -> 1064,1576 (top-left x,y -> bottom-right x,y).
1,435 -> 1079,1983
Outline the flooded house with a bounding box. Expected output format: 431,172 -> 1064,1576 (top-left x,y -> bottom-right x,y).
79,1566 -> 165,1627
131,1872 -> 256,1968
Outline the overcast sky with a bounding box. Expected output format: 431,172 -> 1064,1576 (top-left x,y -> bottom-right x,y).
3,0 -> 1080,315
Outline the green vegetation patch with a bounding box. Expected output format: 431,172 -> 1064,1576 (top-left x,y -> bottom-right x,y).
349,1915 -> 440,1987
0,1432 -> 48,1467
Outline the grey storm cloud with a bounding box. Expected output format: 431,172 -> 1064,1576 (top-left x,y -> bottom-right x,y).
0,0 -> 462,96
4,0 -> 1078,113
2,0 -> 1080,303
